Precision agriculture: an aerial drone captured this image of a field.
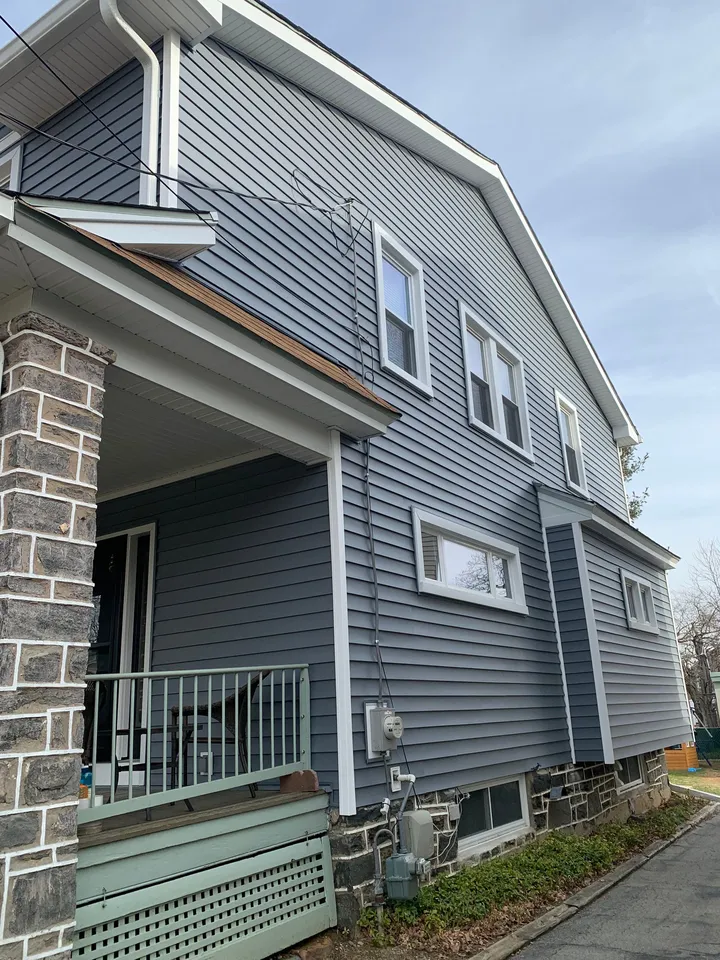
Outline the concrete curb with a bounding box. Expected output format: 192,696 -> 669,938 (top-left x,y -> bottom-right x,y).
469,801 -> 719,960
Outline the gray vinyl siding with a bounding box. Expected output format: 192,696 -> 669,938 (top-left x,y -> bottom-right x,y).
582,529 -> 691,759
95,455 -> 339,798
19,56 -> 143,204
173,40 -> 634,804
546,525 -> 603,762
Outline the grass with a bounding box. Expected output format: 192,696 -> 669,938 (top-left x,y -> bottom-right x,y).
669,767 -> 720,796
362,796 -> 705,943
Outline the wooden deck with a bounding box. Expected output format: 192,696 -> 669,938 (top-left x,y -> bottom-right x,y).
78,788 -> 317,847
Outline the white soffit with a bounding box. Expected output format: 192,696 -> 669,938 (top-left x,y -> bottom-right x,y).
0,0 -> 221,129
20,196 -> 217,261
0,0 -> 639,443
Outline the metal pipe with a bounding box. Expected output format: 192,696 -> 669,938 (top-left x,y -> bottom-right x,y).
99,0 -> 159,206
372,825 -> 397,924
396,775 -> 416,853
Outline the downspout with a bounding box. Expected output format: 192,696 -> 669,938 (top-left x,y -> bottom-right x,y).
99,0 -> 160,206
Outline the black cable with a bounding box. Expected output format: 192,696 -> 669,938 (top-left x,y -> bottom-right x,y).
0,13 -> 190,211
0,109 -> 339,214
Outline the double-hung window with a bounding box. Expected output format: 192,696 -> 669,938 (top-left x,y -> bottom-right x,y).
373,223 -> 432,395
412,509 -> 527,614
457,776 -> 530,859
620,570 -> 658,633
460,303 -> 532,458
555,391 -> 587,493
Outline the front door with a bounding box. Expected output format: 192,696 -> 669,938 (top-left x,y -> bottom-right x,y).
88,526 -> 155,780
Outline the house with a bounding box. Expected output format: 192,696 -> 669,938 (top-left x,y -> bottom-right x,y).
0,2 -> 693,958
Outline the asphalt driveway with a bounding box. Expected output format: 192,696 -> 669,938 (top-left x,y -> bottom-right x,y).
516,810 -> 720,959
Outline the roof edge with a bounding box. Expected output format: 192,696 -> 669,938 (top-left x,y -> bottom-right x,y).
536,483 -> 679,570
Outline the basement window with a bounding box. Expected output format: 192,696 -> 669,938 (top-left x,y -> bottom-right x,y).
373,222 -> 432,395
412,508 -> 528,614
620,570 -> 658,634
458,776 -> 530,859
460,303 -> 532,459
616,755 -> 644,790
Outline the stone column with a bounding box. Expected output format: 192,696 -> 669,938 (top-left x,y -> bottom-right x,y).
0,313 -> 114,960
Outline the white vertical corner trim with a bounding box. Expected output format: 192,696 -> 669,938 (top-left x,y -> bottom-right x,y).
99,0 -> 160,206
541,527 -> 575,763
0,142 -> 22,192
665,571 -> 694,734
327,429 -> 356,815
160,30 -> 181,209
572,522 -> 614,765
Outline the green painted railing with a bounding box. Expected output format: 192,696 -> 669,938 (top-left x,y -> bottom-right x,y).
80,665 -> 311,823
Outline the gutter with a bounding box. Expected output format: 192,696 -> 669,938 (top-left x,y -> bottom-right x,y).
99,0 -> 159,207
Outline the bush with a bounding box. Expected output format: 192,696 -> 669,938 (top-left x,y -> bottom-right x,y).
364,796 -> 703,936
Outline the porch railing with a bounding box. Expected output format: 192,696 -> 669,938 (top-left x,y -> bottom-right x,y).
80,665 -> 310,823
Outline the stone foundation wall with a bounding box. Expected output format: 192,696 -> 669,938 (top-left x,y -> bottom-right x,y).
331,749 -> 670,927
0,314 -> 113,959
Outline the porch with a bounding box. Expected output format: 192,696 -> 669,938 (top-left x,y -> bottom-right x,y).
75,659 -> 334,960
0,199 -> 397,959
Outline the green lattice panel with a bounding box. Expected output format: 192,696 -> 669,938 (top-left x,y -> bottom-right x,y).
73,836 -> 336,960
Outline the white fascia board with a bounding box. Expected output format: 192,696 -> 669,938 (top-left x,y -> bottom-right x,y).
537,486 -> 678,570
8,207 -> 394,439
20,198 -> 217,259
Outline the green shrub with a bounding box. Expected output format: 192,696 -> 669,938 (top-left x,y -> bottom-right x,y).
363,796 -> 703,936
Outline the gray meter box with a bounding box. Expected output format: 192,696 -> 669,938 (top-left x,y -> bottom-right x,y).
364,701 -> 404,761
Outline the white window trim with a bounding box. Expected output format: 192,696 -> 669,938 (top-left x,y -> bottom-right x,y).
0,143 -> 22,192
620,569 -> 658,634
555,390 -> 587,494
459,301 -> 533,461
412,508 -> 528,614
458,775 -> 530,860
373,222 -> 432,396
616,755 -> 645,792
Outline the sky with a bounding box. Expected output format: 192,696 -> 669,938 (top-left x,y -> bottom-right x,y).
2,0 -> 718,586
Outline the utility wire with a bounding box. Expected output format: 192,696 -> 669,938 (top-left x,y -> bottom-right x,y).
0,110 -> 340,214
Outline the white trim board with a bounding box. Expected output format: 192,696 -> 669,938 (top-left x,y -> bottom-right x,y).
20,197 -> 217,261
541,526 -> 575,764
327,430 -> 356,816
571,522 -> 614,765
0,0 -> 639,445
160,30 -> 181,209
96,450 -> 270,503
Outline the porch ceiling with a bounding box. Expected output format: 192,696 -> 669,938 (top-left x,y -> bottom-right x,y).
98,368 -> 268,500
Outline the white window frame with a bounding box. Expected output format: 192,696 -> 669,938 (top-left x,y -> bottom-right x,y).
458,775 -> 530,860
620,569 -> 658,634
616,754 -> 644,792
459,302 -> 533,460
555,390 -> 587,494
412,508 -> 528,614
373,222 -> 432,396
0,142 -> 22,192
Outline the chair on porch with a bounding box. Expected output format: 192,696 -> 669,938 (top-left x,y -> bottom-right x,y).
171,671 -> 268,802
